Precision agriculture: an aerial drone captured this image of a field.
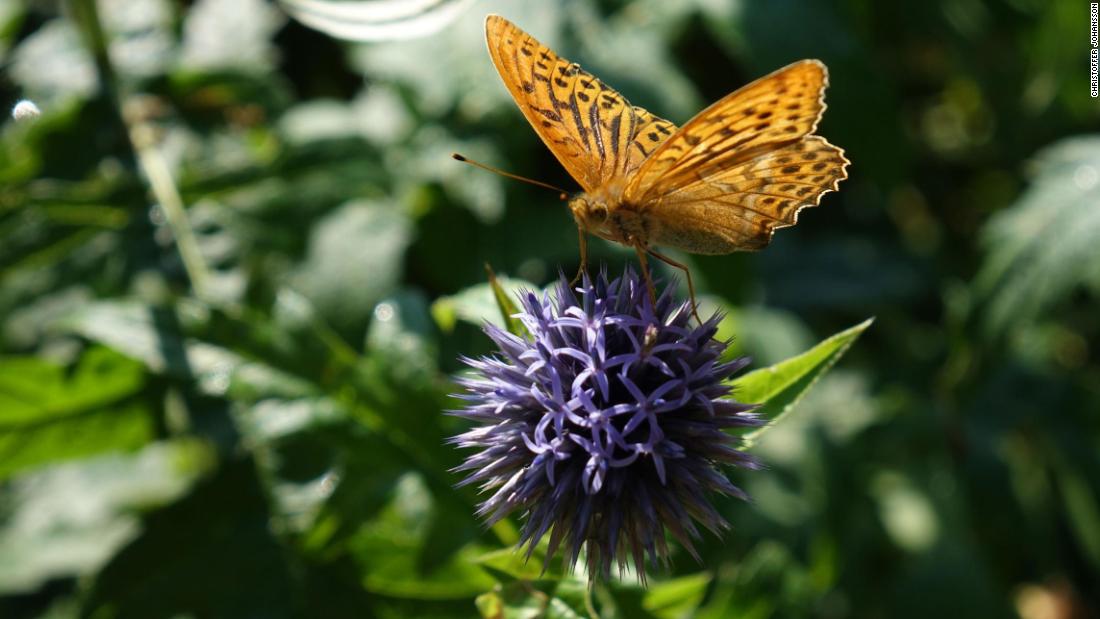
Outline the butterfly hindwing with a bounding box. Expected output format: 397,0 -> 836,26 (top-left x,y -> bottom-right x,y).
485,15 -> 676,193
648,136 -> 849,253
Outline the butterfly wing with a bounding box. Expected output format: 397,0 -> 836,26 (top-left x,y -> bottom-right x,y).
485,14 -> 676,193
622,60 -> 847,253
644,136 -> 848,253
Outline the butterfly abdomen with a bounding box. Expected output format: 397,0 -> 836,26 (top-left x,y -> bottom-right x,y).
604,208 -> 653,248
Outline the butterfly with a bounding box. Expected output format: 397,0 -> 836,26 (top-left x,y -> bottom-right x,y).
484,14 -> 849,314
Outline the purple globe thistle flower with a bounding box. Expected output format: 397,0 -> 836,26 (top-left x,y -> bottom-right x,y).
450,268 -> 761,580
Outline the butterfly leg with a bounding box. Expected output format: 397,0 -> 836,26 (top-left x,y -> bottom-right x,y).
633,245 -> 658,306
647,249 -> 702,323
571,227 -> 589,285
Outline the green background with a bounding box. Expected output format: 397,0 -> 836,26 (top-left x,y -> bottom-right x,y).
1,0 -> 1098,617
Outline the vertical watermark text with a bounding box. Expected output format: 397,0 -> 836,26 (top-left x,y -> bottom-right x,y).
1091,3 -> 1099,97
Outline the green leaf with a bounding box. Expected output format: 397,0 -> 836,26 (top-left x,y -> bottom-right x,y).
474,540 -> 565,583
348,472 -> 497,599
0,347 -> 153,480
61,301 -> 318,401
80,454 -> 295,618
234,396 -> 346,446
292,199 -> 414,336
431,275 -> 537,334
974,137 -> 1100,337
1054,454 -> 1100,570
732,318 -> 873,448
0,440 -> 212,594
486,264 -> 528,338
642,573 -> 712,619
477,578 -> 589,619
366,289 -> 439,384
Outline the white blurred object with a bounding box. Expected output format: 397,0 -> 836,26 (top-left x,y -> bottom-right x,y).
11,99 -> 41,122
181,0 -> 285,71
99,0 -> 175,77
279,0 -> 475,41
9,21 -> 98,103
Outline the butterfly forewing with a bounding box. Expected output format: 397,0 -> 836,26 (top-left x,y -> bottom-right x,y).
625,60 -> 831,203
626,106 -> 677,174
648,136 -> 849,253
485,15 -> 677,192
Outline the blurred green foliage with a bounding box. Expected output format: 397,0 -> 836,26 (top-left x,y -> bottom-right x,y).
1,0 -> 1098,617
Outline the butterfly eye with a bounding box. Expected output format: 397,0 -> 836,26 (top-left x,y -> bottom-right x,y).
589,204 -> 609,223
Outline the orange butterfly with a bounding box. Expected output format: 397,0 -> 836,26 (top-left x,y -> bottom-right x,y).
483,14 -> 849,313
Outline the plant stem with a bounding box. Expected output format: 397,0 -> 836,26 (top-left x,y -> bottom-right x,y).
68,0 -> 213,302
126,118 -> 214,301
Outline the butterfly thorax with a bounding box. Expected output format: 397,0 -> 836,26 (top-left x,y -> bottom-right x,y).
569,185 -> 652,249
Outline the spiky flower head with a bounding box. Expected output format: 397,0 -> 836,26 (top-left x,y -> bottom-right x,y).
450,268 -> 761,580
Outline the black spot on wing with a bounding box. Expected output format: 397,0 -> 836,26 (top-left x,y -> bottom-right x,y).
537,108 -> 562,122
568,92 -> 589,153
588,99 -> 605,160
609,111 -> 622,158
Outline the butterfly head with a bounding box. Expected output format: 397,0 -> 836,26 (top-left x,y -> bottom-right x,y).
569,195 -> 610,233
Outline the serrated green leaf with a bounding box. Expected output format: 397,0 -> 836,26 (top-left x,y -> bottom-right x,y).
733,318 -> 873,448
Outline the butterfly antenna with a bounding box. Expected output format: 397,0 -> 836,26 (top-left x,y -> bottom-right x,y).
452,153 -> 569,200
